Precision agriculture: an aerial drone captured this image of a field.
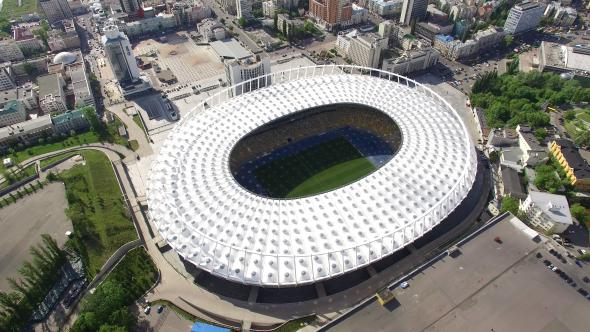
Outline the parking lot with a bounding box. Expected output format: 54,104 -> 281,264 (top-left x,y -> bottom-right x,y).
0,183 -> 72,292
327,215 -> 590,332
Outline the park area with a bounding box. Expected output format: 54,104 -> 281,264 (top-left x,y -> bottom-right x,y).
57,150 -> 137,278
0,0 -> 38,20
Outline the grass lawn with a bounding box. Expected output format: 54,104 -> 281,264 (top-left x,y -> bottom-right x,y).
0,163 -> 37,189
0,0 -> 38,19
564,121 -> 583,138
255,138 -> 364,197
287,158 -> 375,198
576,111 -> 590,124
0,131 -> 101,173
39,152 -> 79,169
132,114 -> 149,140
59,150 -> 137,278
104,247 -> 158,298
272,316 -> 316,332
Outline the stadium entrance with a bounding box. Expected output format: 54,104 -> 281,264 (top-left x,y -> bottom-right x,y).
229,103 -> 402,199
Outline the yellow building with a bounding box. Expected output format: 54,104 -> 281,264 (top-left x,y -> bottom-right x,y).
549,139 -> 590,191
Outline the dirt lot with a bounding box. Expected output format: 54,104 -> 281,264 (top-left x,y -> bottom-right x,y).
0,182 -> 72,291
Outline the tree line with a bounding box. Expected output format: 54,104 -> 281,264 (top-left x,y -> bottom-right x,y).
0,235 -> 67,331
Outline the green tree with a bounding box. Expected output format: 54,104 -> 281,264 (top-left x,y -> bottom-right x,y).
574,129 -> 590,148
534,128 -> 547,141
238,17 -> 247,27
564,110 -> 576,121
488,150 -> 500,163
71,312 -> 99,332
535,164 -> 562,193
503,35 -> 514,48
570,203 -> 588,223
500,195 -> 520,215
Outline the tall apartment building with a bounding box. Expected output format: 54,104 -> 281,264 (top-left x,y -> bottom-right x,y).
37,73 -> 67,114
0,64 -> 16,92
336,30 -> 387,68
225,56 -> 271,96
236,0 -> 252,19
309,0 -> 353,30
102,25 -> 141,84
0,100 -> 27,128
400,0 -> 428,25
39,0 -> 73,24
120,0 -> 140,14
504,2 -> 544,35
0,39 -> 25,62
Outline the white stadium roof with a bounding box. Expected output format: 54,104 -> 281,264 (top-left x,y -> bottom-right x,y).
147,66 -> 477,287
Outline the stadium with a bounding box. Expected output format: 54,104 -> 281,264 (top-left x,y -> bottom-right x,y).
147,66 -> 479,302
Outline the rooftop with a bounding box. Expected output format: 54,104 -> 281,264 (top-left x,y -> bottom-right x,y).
528,191 -> 573,226
501,166 -> 527,200
210,38 -> 252,60
553,139 -> 590,179
37,73 -> 64,98
52,109 -> 86,125
518,125 -> 544,151
0,100 -> 23,115
0,115 -> 52,140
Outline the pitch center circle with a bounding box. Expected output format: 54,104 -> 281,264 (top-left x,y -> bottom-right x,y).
229,103 -> 403,199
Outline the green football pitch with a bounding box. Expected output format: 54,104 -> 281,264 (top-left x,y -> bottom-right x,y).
254,138 -> 376,198
286,158 -> 376,198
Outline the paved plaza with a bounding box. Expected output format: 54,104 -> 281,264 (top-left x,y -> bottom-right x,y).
325,215 -> 590,332
0,183 -> 72,292
133,33 -> 225,85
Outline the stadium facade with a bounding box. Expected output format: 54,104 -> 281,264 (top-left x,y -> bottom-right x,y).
147,65 -> 478,288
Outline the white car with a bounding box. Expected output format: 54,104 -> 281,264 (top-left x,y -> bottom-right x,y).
400,281 -> 409,289
143,306 -> 151,314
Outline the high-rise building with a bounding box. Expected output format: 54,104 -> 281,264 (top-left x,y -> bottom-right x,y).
101,25 -> 141,84
236,0 -> 252,20
309,0 -> 353,29
225,56 -> 271,96
504,2 -> 544,35
336,30 -> 388,68
39,0 -> 73,24
120,0 -> 139,14
400,0 -> 427,25
0,64 -> 16,92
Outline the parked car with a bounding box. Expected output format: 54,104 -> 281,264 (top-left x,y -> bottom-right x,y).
400,281 -> 409,289
144,306 -> 151,314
